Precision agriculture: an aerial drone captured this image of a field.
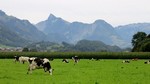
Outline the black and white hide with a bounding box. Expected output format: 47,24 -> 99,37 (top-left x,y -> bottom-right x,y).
19,56 -> 29,64
62,59 -> 69,63
14,56 -> 29,64
122,60 -> 130,63
72,56 -> 79,64
27,58 -> 53,75
144,60 -> 150,64
28,57 -> 37,64
14,56 -> 19,63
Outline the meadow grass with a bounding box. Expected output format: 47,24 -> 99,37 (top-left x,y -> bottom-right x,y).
0,59 -> 150,84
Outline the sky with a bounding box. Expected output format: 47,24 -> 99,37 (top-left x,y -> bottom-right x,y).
0,0 -> 150,26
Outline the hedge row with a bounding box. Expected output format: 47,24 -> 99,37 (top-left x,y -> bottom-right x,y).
0,52 -> 150,59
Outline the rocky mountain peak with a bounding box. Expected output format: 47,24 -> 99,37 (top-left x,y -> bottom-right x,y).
48,14 -> 57,20
94,19 -> 106,24
0,10 -> 6,16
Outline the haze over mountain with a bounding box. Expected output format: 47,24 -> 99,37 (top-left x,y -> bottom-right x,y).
0,10 -> 47,46
115,23 -> 150,43
36,14 -> 129,48
0,10 -> 150,49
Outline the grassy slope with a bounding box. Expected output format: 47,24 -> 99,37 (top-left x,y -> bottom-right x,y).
0,44 -> 13,48
0,59 -> 150,84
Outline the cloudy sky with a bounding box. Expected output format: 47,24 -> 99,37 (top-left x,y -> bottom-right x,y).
0,0 -> 150,26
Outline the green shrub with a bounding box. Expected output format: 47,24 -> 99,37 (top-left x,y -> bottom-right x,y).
0,52 -> 149,59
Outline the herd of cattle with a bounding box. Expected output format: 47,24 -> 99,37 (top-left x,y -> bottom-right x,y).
14,56 -> 150,75
122,58 -> 150,64
14,56 -> 80,75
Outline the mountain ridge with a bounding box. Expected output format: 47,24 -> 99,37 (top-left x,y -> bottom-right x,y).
0,10 -> 149,48
36,14 -> 129,48
115,23 -> 150,44
0,10 -> 48,47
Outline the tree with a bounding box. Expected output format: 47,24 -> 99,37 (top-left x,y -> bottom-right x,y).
132,32 -> 147,46
147,34 -> 150,38
22,47 -> 29,52
132,32 -> 150,52
140,41 -> 150,52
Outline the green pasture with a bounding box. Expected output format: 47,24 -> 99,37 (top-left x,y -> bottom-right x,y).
0,59 -> 150,84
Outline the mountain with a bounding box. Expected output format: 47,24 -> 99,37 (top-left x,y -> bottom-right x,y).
36,14 -> 70,42
0,20 -> 28,47
74,40 -> 122,52
0,10 -> 47,46
25,40 -> 122,52
25,41 -> 62,52
1,10 -> 149,48
115,23 -> 150,46
36,14 -> 128,48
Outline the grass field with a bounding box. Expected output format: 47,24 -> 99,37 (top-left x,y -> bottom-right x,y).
0,59 -> 150,84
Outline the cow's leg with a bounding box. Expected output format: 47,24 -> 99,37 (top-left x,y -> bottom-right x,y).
27,67 -> 32,74
27,67 -> 30,74
14,59 -> 17,63
49,69 -> 53,75
23,61 -> 25,64
43,67 -> 47,72
27,65 -> 34,74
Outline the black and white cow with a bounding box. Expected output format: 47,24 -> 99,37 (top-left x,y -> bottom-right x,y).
144,60 -> 150,64
27,58 -> 53,75
28,57 -> 37,64
62,59 -> 69,63
14,56 -> 29,64
72,56 -> 79,64
122,60 -> 130,63
19,56 -> 29,64
14,56 -> 19,63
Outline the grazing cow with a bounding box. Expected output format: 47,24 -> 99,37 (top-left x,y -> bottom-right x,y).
89,58 -> 99,61
27,58 -> 53,75
19,56 -> 29,64
62,59 -> 69,63
132,58 -> 138,61
14,56 -> 29,64
14,56 -> 19,63
28,57 -> 37,64
89,58 -> 94,61
144,60 -> 150,64
72,56 -> 79,64
122,60 -> 130,63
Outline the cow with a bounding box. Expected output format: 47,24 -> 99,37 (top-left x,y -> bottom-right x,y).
144,60 -> 150,64
14,56 -> 29,64
122,60 -> 130,63
14,56 -> 19,63
132,58 -> 138,61
27,58 -> 53,75
72,56 -> 79,64
18,56 -> 29,64
28,57 -> 37,64
62,59 -> 69,63
89,58 -> 100,61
